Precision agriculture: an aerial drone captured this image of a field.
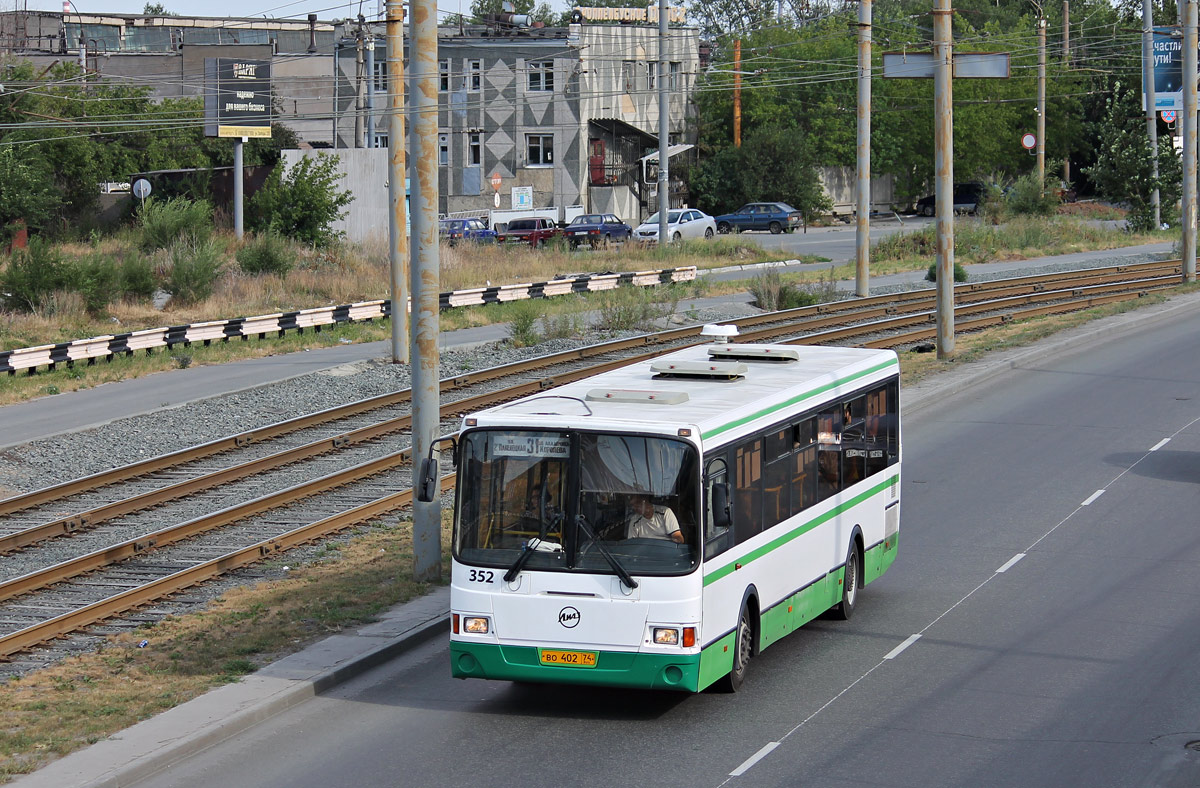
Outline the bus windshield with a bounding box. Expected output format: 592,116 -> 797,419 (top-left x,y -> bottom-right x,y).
454,429 -> 700,576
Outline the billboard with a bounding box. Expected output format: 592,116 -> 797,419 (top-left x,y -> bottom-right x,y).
1145,27 -> 1182,112
204,58 -> 273,139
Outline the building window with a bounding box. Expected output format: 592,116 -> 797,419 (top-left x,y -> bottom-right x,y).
526,133 -> 553,165
623,60 -> 635,93
439,59 -> 450,91
468,132 -> 481,166
373,59 -> 388,94
373,131 -> 389,149
468,59 -> 482,91
669,61 -> 681,91
439,133 -> 449,165
528,60 -> 554,92
648,61 -> 656,91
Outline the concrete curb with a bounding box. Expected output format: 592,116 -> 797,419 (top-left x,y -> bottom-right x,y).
11,288 -> 1200,788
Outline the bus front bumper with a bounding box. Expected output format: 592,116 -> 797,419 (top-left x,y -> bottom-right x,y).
450,641 -> 703,692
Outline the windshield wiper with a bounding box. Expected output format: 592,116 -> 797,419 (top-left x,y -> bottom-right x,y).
575,514 -> 638,589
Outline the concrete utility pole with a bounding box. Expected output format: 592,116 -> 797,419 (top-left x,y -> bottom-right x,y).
233,136 -> 244,240
733,39 -> 742,147
1037,15 -> 1046,187
366,36 -> 376,147
410,0 -> 442,582
934,0 -> 955,358
1183,0 -> 1197,282
657,0 -> 670,243
387,0 -> 409,364
1143,0 -> 1160,229
1063,0 -> 1070,185
354,15 -> 366,148
855,0 -> 871,297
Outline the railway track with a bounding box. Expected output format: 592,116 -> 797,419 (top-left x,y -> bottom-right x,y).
0,259 -> 1186,666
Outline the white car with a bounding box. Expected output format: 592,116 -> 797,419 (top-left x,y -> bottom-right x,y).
634,208 -> 717,243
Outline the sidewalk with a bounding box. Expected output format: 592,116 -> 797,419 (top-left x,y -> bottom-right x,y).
11,285 -> 1200,788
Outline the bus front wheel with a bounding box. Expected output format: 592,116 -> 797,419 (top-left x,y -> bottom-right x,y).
832,541 -> 860,620
721,606 -> 754,692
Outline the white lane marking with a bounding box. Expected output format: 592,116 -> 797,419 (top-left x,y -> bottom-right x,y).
996,553 -> 1026,573
1150,438 -> 1170,452
729,742 -> 780,777
883,634 -> 922,660
1081,489 -> 1106,506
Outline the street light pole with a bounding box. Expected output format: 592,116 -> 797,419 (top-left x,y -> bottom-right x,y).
934,0 -> 955,358
855,0 -> 872,297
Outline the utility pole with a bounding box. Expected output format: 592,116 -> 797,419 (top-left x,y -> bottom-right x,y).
366,35 -> 376,147
933,0 -> 955,358
410,0 -> 442,582
233,136 -> 244,239
1037,15 -> 1046,187
1183,0 -> 1197,282
354,15 -> 367,148
657,0 -> 670,243
855,0 -> 871,297
387,0 -> 409,364
1062,0 -> 1070,185
733,39 -> 742,147
1143,0 -> 1160,229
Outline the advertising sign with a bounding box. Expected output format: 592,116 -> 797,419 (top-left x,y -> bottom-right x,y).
204,58 -> 273,138
512,186 -> 533,210
1145,27 -> 1182,112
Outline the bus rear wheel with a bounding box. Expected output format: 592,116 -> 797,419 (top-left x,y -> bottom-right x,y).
832,541 -> 860,620
721,607 -> 754,692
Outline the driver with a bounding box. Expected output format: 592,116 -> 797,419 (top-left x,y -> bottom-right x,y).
625,494 -> 683,543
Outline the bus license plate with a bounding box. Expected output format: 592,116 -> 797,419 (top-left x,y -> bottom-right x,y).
539,649 -> 597,667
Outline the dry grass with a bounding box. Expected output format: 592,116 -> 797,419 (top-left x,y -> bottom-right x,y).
0,514 -> 452,781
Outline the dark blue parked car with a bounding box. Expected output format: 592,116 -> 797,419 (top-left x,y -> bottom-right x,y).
563,213 -> 632,249
439,218 -> 497,245
714,202 -> 803,234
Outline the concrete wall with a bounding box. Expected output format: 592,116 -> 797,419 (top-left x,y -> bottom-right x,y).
587,185 -> 642,225
818,166 -> 896,215
282,148 -> 385,246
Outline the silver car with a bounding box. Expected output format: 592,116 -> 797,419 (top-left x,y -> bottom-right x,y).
634,208 -> 717,243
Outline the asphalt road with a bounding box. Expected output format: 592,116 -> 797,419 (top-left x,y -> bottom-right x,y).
724,215 -> 934,260
129,291 -> 1200,788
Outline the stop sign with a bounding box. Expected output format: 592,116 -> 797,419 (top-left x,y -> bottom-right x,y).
491,172 -> 502,191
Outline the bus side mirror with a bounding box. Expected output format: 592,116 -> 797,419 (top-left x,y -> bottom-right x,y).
711,482 -> 731,530
416,457 -> 440,503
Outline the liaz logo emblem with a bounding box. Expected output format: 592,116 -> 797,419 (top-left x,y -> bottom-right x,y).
557,607 -> 581,628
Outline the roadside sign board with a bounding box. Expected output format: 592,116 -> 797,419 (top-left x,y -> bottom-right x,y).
204,58 -> 272,138
882,51 -> 1010,79
512,186 -> 533,210
1145,27 -> 1182,112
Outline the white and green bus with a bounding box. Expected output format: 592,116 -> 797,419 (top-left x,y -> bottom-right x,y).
436,338 -> 900,692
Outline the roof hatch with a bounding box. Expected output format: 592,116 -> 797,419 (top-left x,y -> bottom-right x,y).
650,359 -> 747,381
707,344 -> 800,363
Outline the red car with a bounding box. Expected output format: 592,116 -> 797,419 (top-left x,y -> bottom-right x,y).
497,217 -> 560,248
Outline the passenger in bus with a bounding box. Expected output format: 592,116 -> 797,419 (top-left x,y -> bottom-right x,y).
625,494 -> 684,543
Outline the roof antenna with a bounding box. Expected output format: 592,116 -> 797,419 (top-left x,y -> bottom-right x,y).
701,324 -> 739,343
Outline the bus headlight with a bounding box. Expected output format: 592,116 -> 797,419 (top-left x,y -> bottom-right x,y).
653,627 -> 680,645
463,616 -> 490,634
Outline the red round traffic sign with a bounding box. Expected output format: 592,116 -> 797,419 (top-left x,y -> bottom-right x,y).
1020,133 -> 1037,150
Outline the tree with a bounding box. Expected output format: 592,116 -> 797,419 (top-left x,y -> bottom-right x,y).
142,3 -> 174,14
689,125 -> 831,218
0,148 -> 59,234
1086,81 -> 1182,231
248,154 -> 354,248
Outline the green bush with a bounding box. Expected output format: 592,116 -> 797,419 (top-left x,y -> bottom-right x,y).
236,233 -> 296,276
593,285 -> 674,332
248,154 -> 353,248
117,254 -> 158,300
925,262 -> 969,282
505,300 -> 542,347
1005,173 -> 1058,217
166,239 -> 223,305
138,197 -> 213,252
72,253 -> 120,315
0,237 -> 73,312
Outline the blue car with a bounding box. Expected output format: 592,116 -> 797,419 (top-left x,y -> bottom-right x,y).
439,218 -> 497,245
563,213 -> 632,249
714,202 -> 803,234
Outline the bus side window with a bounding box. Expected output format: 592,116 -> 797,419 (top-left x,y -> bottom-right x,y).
734,438 -> 763,543
763,426 -> 791,529
704,457 -> 731,558
791,418 -> 817,516
816,407 -> 841,501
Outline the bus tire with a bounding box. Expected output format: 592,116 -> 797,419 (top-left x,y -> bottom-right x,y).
832,540 -> 860,620
720,606 -> 754,692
